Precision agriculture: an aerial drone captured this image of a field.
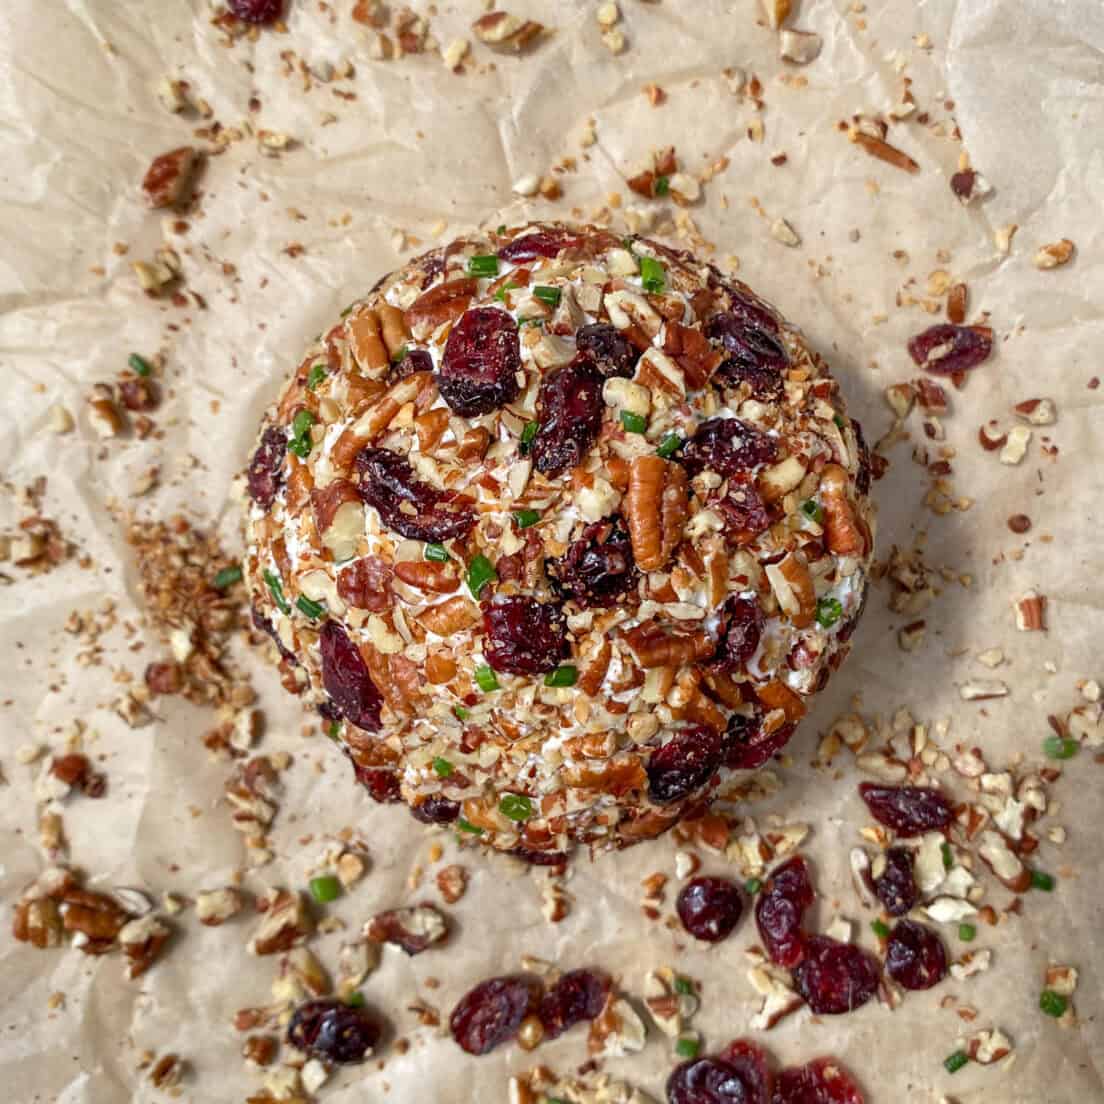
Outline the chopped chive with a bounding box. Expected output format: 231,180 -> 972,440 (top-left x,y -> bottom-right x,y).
744,878 -> 762,896
292,409 -> 315,437
307,363 -> 327,390
1043,736 -> 1078,760
544,665 -> 578,688
262,569 -> 290,615
499,793 -> 533,821
675,1036 -> 700,1059
656,432 -> 683,459
425,543 -> 450,563
639,255 -> 666,294
474,665 -> 499,693
287,434 -> 312,459
346,991 -> 366,1007
673,976 -> 695,996
620,410 -> 648,434
467,254 -> 499,277
296,594 -> 325,620
327,721 -> 341,741
340,303 -> 354,317
655,175 -> 671,197
871,919 -> 890,939
800,499 -> 824,523
519,421 -> 539,453
943,1051 -> 969,1074
432,756 -> 454,778
833,414 -> 846,429
533,285 -> 562,308
466,553 -> 497,598
621,236 -> 634,250
390,344 -> 408,365
815,596 -> 843,628
458,817 -> 483,835
213,565 -> 243,590
453,705 -> 470,721
1039,989 -> 1068,1018
513,508 -> 541,529
128,353 -> 153,377
941,842 -> 954,870
309,875 -> 341,903
1030,870 -> 1055,892
496,224 -> 507,234
288,409 -> 316,459
958,923 -> 977,942
494,281 -> 519,303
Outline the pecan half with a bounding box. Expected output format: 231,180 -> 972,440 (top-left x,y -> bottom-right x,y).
623,622 -> 713,669
394,560 -> 460,593
142,146 -> 199,209
405,277 -> 478,340
627,456 -> 689,572
818,464 -> 865,556
416,595 -> 479,636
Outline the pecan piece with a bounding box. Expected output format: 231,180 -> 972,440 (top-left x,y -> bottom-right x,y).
367,905 -> 448,955
416,595 -> 479,636
436,864 -> 468,904
623,622 -> 713,669
249,890 -> 313,956
119,913 -> 171,978
60,888 -> 128,952
394,560 -> 460,593
141,146 -> 200,209
818,463 -> 865,556
472,10 -> 543,52
627,456 -> 688,572
348,308 -> 389,374
405,277 -> 478,340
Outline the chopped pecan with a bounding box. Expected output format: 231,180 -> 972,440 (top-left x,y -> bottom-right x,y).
348,308 -> 389,373
417,595 -> 479,636
472,10 -> 543,52
405,277 -> 478,340
436,864 -> 468,904
623,622 -> 713,669
818,463 -> 865,556
249,890 -> 313,956
141,146 -> 199,209
13,896 -> 63,949
119,913 -> 171,978
60,888 -> 128,952
1014,590 -> 1046,632
367,905 -> 448,955
196,887 -> 245,926
627,456 -> 688,572
393,559 -> 460,593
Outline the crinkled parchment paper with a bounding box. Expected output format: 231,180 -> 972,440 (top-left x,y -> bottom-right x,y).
2,1 -> 1102,1101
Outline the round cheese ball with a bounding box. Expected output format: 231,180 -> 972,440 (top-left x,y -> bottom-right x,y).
242,221 -> 875,860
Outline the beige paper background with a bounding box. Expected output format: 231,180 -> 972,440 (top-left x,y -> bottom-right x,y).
2,1 -> 1102,1101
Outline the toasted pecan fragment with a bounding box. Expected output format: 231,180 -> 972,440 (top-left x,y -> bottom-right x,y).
472,11 -> 544,52
627,456 -> 688,572
818,464 -> 866,556
142,146 -> 200,208
623,622 -> 713,669
405,277 -> 477,339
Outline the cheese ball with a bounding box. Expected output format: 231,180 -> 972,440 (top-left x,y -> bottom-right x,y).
242,221 -> 875,860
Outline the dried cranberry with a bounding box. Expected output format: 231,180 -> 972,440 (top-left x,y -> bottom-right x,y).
410,795 -> 460,824
286,998 -> 380,1064
530,358 -> 604,477
755,856 -> 815,968
389,347 -> 434,382
718,1041 -> 772,1104
497,229 -> 584,262
705,309 -> 788,401
717,285 -> 782,336
320,621 -> 383,732
677,877 -> 745,943
906,324 -> 993,376
668,1055 -> 767,1104
715,480 -> 772,541
509,846 -> 569,867
885,920 -> 947,991
712,595 -> 764,672
575,322 -> 639,378
724,716 -> 795,770
682,418 -> 778,477
355,447 -> 474,542
858,783 -> 953,837
646,725 -> 726,805
538,969 -> 610,1039
228,0 -> 283,24
792,936 -> 879,1015
438,307 -> 521,415
482,595 -> 568,675
352,764 -> 402,803
771,1058 -> 864,1104
549,515 -> 638,608
247,426 -> 287,509
872,848 -> 917,917
449,975 -> 539,1055
850,418 -> 872,497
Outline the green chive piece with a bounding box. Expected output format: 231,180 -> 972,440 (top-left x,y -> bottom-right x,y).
474,665 -> 499,693
958,923 -> 977,942
496,224 -> 507,234
494,281 -> 519,303
673,976 -> 695,996
1030,870 -> 1055,892
467,254 -> 499,277
454,705 -> 470,721
128,353 -> 153,377
432,756 -> 454,778
327,721 -> 341,741
213,565 -> 243,590
346,991 -> 366,1007
655,175 -> 671,197
309,875 -> 341,903
458,817 -> 483,835
943,1051 -> 969,1074
263,569 -> 290,615
620,410 -> 648,434
499,793 -> 533,821
292,409 -> 315,437
1039,989 -> 1068,1018
1043,736 -> 1078,760
656,432 -> 683,459
296,594 -> 325,620
533,285 -> 562,307
815,596 -> 843,628
425,543 -> 450,563
390,345 -> 408,365
834,414 -> 846,429
941,842 -> 954,870
520,421 -> 539,453
800,499 -> 824,523
466,554 -> 497,598
871,919 -> 890,939
544,665 -> 578,688
513,508 -> 541,529
639,255 -> 666,294
675,1036 -> 700,1059
307,363 -> 327,390
287,434 -> 312,459
288,409 -> 316,459
744,878 -> 762,896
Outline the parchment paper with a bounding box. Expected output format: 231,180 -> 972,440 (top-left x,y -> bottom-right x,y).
2,1 -> 1102,1101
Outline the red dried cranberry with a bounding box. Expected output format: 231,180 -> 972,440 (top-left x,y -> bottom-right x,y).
498,229 -> 584,262
771,1058 -> 864,1104
872,847 -> 917,917
320,621 -> 383,732
389,347 -> 434,382
717,285 -> 782,335
410,795 -> 460,824
538,969 -> 610,1039
531,358 -> 604,477
550,515 -> 638,608
286,998 -> 380,1064
715,480 -> 772,542
682,418 -> 778,477
792,936 -> 879,1015
668,1054 -> 767,1104
884,920 -> 947,991
755,856 -> 815,968
724,716 -> 795,770
355,447 -> 474,542
228,0 -> 283,24
712,595 -> 764,672
850,417 -> 872,496
438,307 -> 521,415
247,426 -> 287,509
509,846 -> 569,867
575,322 -> 639,378
449,975 -> 539,1055
858,783 -> 953,837
718,1040 -> 772,1104
482,595 -> 568,675
677,877 -> 745,943
906,324 -> 993,376
646,725 -> 726,805
352,764 -> 402,803
705,309 -> 788,401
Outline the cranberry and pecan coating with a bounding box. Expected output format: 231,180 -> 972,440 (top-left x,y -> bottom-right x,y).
242,221 -> 875,857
